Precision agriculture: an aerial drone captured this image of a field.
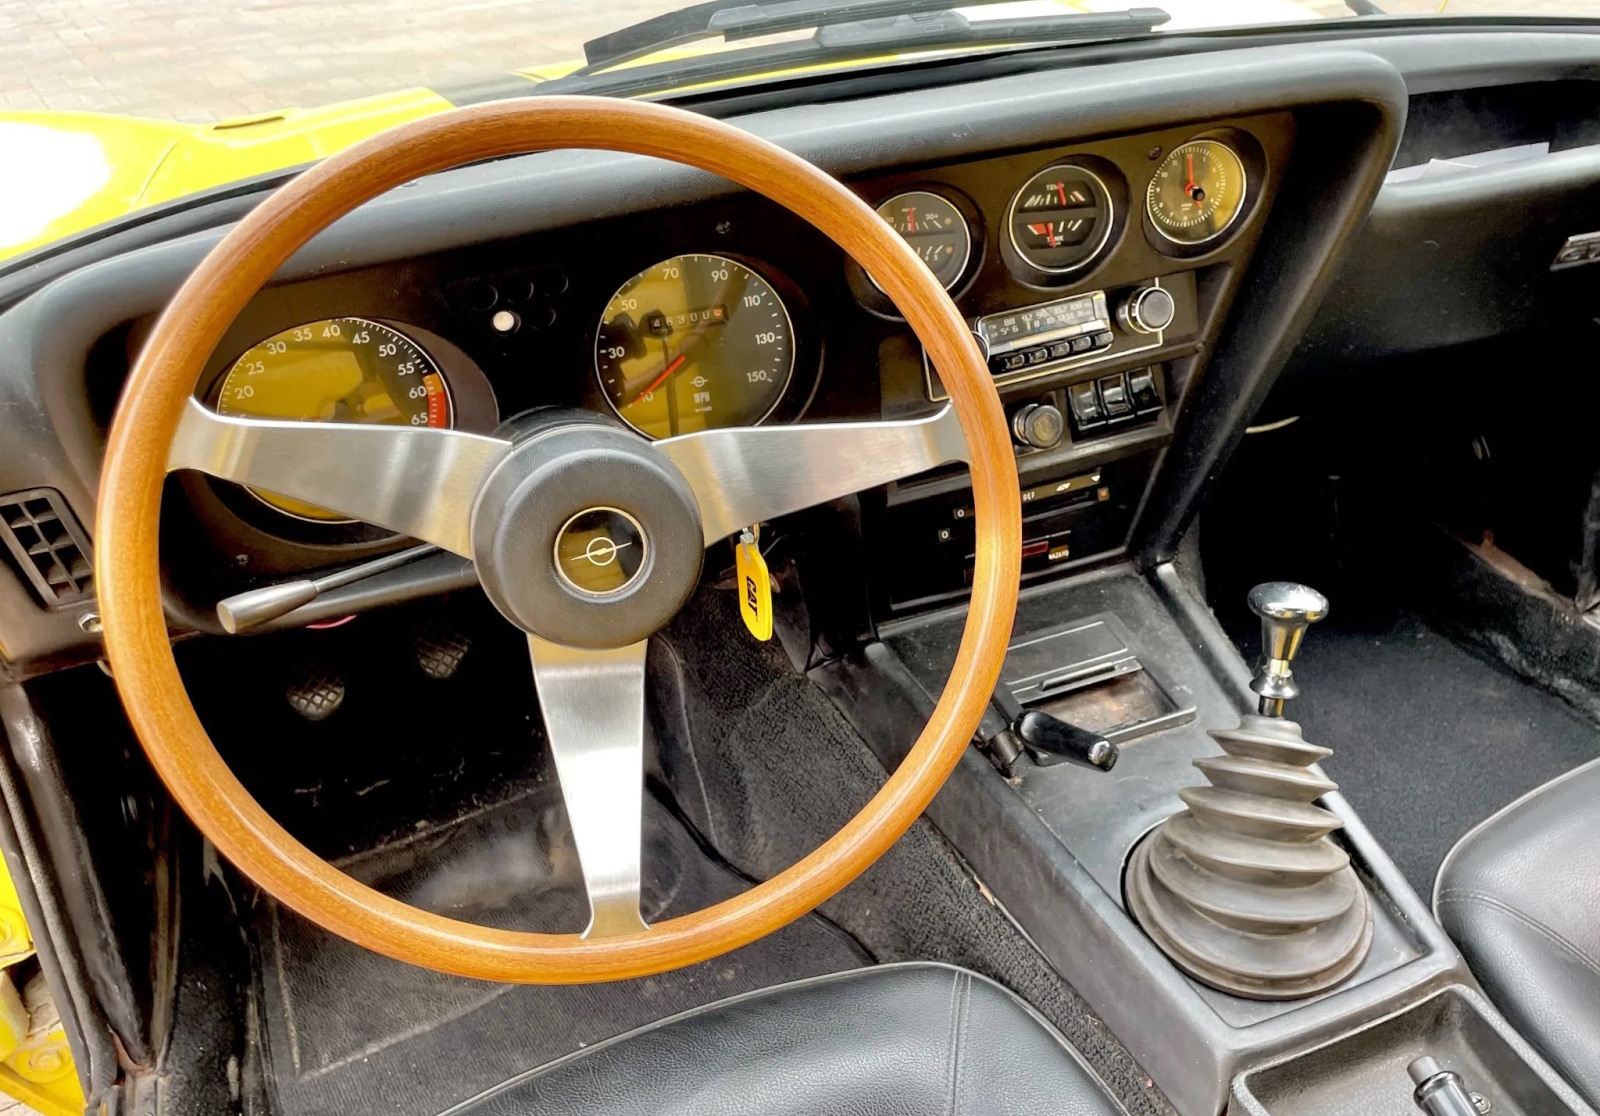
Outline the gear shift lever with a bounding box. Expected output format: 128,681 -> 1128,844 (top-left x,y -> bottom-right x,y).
1248,581 -> 1329,716
1124,582 -> 1372,1000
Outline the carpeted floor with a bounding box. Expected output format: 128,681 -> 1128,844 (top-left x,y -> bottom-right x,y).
1225,604 -> 1600,897
241,588 -> 1177,1116
254,788 -> 869,1116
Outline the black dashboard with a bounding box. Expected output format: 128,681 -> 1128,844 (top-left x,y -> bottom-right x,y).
122,110 -> 1288,620
9,26 -> 1600,677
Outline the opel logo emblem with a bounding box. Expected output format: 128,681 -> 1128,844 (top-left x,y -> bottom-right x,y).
554,507 -> 648,598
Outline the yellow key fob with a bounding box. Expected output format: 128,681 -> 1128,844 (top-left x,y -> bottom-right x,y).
735,528 -> 773,642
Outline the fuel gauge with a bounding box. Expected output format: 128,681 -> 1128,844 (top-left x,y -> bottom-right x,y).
874,190 -> 971,291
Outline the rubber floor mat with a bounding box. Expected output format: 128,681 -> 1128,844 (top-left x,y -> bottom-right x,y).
254,789 -> 869,1116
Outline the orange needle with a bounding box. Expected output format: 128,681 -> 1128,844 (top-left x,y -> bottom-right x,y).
629,353 -> 686,406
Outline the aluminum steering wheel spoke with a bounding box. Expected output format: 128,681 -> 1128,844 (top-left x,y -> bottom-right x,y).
654,405 -> 968,543
168,399 -> 968,556
527,636 -> 650,938
167,398 -> 512,557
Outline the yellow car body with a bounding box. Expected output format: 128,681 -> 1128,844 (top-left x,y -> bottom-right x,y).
0,38 -> 1036,265
0,41 -> 925,266
0,78 -> 562,264
3,0 -> 1315,265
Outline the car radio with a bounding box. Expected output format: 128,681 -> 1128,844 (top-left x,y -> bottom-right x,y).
979,290 -> 1114,372
923,277 -> 1184,402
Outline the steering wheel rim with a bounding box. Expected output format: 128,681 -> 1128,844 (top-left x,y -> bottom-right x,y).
97,96 -> 1022,984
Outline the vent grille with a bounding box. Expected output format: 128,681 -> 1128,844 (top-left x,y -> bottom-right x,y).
0,489 -> 93,607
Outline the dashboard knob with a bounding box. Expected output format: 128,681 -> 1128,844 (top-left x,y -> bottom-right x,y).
1119,286 -> 1176,335
1011,403 -> 1065,450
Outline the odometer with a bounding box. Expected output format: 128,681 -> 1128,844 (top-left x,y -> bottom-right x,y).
212,317 -> 452,522
595,254 -> 795,440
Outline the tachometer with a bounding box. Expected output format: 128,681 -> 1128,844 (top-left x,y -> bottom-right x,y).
1146,139 -> 1247,246
595,254 -> 795,440
212,317 -> 452,522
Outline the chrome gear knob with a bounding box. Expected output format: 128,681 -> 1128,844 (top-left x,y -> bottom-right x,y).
1247,581 -> 1328,716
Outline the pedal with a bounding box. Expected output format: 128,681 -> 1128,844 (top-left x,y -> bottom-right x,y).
413,621 -> 471,680
285,664 -> 345,722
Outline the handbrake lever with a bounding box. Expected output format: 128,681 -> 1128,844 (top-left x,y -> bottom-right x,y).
978,682 -> 1118,775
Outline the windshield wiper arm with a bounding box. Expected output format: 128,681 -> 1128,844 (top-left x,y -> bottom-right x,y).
579,0 -> 1166,74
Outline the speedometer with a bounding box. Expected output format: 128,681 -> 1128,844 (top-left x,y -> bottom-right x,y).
595,254 -> 795,440
212,317 -> 452,522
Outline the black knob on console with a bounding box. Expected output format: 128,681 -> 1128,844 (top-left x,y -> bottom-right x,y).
1118,286 -> 1176,335
1011,403 -> 1065,449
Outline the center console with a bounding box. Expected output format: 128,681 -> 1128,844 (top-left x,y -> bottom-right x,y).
869,277 -> 1195,613
813,565 -> 1596,1116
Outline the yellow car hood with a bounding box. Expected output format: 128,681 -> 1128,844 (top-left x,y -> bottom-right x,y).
0,34 -> 941,267
0,88 -> 465,264
0,26 -> 1075,267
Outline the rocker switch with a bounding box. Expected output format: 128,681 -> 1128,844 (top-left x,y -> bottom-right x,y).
1098,373 -> 1133,419
1128,368 -> 1161,414
1066,381 -> 1105,429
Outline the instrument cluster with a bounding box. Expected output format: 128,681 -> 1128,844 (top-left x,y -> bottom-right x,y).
190,121 -> 1272,561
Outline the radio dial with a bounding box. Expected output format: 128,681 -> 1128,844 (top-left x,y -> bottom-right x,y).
1119,286 -> 1176,335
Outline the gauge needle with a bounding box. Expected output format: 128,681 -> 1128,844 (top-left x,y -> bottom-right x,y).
629,352 -> 687,406
1185,154 -> 1199,207
622,270 -> 743,410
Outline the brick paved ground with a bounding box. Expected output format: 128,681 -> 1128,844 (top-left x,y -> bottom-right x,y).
1,0 -> 1592,122
0,0 -> 676,121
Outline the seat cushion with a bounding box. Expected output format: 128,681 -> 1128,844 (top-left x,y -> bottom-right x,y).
445,963 -> 1121,1116
1435,758 -> 1600,1106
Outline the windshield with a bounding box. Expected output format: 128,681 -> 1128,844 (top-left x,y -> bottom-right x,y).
1,0 -> 1594,263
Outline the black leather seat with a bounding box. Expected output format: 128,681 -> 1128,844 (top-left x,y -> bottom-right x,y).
449,963 -> 1121,1116
1435,758 -> 1600,1107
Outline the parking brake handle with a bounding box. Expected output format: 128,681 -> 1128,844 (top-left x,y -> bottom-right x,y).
978,682 -> 1118,774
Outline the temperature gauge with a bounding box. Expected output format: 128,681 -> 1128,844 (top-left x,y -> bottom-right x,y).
1006,164 -> 1114,275
873,190 -> 971,291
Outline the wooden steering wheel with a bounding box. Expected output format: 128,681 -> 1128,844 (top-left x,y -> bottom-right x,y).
96,97 -> 1021,984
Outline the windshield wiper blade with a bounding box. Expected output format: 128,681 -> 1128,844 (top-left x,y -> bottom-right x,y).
579,0 -> 1165,74
812,7 -> 1166,52
548,7 -> 1167,98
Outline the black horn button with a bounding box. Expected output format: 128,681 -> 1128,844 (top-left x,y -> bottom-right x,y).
470,414 -> 704,649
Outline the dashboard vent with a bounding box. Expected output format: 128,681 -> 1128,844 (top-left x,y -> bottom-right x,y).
0,489 -> 93,607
